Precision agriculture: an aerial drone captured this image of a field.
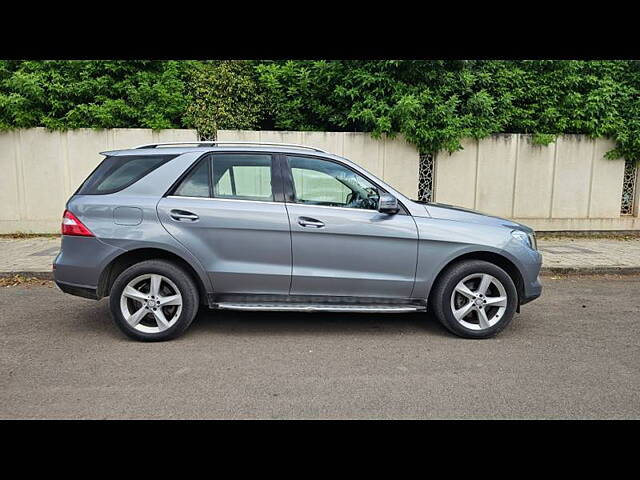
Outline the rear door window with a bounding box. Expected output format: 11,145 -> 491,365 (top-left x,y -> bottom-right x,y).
77,154 -> 177,195
212,154 -> 274,202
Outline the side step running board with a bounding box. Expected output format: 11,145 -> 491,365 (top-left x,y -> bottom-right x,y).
215,303 -> 426,313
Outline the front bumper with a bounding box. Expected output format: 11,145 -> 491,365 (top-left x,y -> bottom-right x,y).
517,246 -> 543,305
520,275 -> 542,305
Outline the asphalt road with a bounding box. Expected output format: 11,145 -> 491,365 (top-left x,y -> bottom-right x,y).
1,276 -> 639,419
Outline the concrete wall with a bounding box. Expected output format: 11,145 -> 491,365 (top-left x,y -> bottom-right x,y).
434,134 -> 636,231
0,128 -> 635,233
0,128 -> 419,233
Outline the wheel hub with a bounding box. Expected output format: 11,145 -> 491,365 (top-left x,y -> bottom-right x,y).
145,298 -> 160,309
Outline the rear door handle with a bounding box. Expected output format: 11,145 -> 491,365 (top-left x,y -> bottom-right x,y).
298,216 -> 324,228
170,209 -> 199,222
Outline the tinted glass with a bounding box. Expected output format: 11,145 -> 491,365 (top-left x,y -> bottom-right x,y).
287,156 -> 379,210
77,155 -> 176,195
212,154 -> 273,201
173,158 -> 211,197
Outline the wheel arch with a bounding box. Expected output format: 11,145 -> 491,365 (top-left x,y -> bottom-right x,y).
427,250 -> 525,309
96,247 -> 209,305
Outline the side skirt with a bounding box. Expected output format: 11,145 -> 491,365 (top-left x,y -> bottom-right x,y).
206,293 -> 426,313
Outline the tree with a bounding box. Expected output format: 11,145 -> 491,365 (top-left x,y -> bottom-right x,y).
183,60 -> 265,140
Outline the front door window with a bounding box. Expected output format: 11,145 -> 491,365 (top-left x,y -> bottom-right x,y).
287,156 -> 380,210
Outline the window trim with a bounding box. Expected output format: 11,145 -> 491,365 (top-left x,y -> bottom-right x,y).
166,195 -> 283,206
280,153 -> 408,215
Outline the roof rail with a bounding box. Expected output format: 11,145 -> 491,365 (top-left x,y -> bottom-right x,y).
133,141 -> 328,153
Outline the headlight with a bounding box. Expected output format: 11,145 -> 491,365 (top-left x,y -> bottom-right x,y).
511,230 -> 537,250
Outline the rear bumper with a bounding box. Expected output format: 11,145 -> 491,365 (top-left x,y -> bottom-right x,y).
53,235 -> 124,296
55,280 -> 98,300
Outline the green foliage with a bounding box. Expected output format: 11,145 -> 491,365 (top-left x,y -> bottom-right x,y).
0,60 -> 191,130
532,133 -> 557,146
1,60 -> 639,163
256,60 -> 640,162
183,60 -> 265,140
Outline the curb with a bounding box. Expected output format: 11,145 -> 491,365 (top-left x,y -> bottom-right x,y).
540,266 -> 640,276
2,267 -> 640,281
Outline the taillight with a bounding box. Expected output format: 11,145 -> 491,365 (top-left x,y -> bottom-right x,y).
61,210 -> 94,237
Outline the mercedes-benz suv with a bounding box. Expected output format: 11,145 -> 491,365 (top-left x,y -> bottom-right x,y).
54,141 -> 542,341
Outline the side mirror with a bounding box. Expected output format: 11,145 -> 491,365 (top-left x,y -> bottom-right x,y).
378,193 -> 399,214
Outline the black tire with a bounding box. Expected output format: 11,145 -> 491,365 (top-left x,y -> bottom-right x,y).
430,260 -> 518,339
109,259 -> 200,342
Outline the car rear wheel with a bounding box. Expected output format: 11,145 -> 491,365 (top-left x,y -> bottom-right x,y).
430,260 -> 518,339
109,259 -> 199,341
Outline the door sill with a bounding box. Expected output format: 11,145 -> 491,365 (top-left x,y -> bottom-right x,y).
214,302 -> 425,313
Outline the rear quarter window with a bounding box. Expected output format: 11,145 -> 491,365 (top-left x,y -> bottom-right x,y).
76,154 -> 177,195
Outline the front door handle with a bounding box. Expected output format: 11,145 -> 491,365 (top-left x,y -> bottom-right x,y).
298,216 -> 324,228
170,209 -> 199,222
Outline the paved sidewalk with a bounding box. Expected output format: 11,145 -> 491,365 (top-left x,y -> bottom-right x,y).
0,237 -> 60,277
1,235 -> 639,277
538,237 -> 640,274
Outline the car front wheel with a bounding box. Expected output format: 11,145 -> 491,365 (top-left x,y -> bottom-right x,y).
109,259 -> 199,342
430,260 -> 518,339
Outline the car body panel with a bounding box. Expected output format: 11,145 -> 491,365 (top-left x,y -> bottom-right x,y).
421,202 -> 534,233
411,216 -> 542,300
54,193 -> 213,295
54,235 -> 125,289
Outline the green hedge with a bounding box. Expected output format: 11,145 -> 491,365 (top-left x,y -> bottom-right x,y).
0,60 -> 191,130
1,60 -> 638,162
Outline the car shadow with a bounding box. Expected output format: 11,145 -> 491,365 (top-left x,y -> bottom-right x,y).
189,308 -> 452,338
61,298 -> 126,340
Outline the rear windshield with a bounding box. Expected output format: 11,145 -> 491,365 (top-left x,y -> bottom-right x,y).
76,154 -> 177,195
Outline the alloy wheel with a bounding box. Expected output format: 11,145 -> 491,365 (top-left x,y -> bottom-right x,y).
450,273 -> 508,330
119,274 -> 183,334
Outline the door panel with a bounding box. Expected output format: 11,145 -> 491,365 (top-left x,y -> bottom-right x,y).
282,154 -> 419,298
286,204 -> 418,298
158,197 -> 291,294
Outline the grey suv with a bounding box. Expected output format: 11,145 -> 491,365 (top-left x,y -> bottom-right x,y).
54,141 -> 542,341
